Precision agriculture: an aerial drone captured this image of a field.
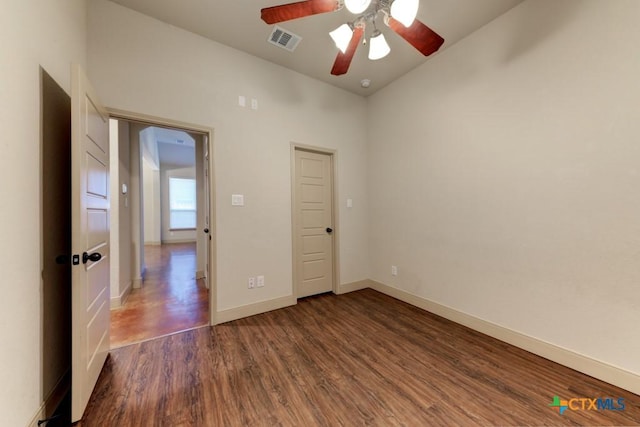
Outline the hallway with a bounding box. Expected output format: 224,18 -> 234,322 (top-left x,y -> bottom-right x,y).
110,242 -> 209,348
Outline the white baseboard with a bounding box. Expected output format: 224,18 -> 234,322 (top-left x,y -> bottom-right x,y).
27,370 -> 70,427
214,280 -> 370,324
132,275 -> 143,289
144,241 -> 161,246
110,281 -> 132,309
337,279 -> 373,294
196,270 -> 205,280
369,280 -> 640,396
161,239 -> 196,244
216,295 -> 296,324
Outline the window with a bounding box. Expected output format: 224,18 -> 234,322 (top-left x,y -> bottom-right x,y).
169,177 -> 196,229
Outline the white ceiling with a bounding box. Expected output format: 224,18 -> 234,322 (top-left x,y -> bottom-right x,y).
108,0 -> 523,96
156,128 -> 196,169
141,126 -> 196,169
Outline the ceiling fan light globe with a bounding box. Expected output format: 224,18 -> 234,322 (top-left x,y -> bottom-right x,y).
329,23 -> 353,53
391,0 -> 419,27
344,0 -> 372,14
368,32 -> 390,60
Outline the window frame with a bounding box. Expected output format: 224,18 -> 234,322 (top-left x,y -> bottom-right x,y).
168,176 -> 197,231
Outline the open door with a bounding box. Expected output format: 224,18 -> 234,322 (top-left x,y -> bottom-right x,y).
203,135 -> 211,289
70,64 -> 111,422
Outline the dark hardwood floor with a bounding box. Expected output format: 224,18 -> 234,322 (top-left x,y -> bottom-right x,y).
81,289 -> 638,426
110,243 -> 209,348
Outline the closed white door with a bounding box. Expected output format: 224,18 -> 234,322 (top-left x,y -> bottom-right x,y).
294,149 -> 334,298
70,64 -> 110,422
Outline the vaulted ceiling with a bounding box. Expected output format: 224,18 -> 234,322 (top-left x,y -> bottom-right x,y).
108,0 -> 523,95
140,126 -> 196,169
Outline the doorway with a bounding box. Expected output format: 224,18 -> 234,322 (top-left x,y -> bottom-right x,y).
40,68 -> 73,425
108,115 -> 215,348
39,67 -> 216,423
40,64 -> 113,425
292,147 -> 337,298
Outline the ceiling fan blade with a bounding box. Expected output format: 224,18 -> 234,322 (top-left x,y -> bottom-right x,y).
330,27 -> 364,76
261,0 -> 340,24
387,17 -> 444,56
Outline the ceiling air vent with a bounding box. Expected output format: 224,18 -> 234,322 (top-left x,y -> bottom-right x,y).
267,25 -> 302,52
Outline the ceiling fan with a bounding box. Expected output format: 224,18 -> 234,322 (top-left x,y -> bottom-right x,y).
260,0 -> 444,76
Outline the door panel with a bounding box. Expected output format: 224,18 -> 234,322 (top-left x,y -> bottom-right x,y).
86,153 -> 108,196
86,297 -> 109,360
294,150 -> 334,298
301,183 -> 323,202
302,209 -> 324,227
303,259 -> 327,279
87,209 -> 108,248
302,235 -> 324,254
71,64 -> 110,422
86,259 -> 109,307
300,157 -> 323,177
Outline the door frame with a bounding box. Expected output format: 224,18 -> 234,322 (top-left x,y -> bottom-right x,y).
290,143 -> 340,298
108,108 -> 217,325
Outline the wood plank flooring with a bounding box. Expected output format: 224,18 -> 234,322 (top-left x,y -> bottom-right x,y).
83,289 -> 639,426
110,243 -> 209,348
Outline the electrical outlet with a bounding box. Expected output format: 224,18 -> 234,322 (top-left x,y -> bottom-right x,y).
391,265 -> 398,276
248,277 -> 255,289
257,275 -> 265,287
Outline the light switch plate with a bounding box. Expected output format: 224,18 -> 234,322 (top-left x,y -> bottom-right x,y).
231,194 -> 244,206
347,198 -> 353,208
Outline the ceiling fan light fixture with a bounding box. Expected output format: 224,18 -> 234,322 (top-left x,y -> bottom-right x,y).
368,31 -> 390,60
344,0 -> 372,15
390,0 -> 419,27
329,23 -> 353,53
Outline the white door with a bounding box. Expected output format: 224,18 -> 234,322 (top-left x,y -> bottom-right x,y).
70,64 -> 111,422
294,149 -> 334,298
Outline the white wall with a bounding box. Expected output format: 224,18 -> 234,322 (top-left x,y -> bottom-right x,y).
368,0 -> 640,378
0,1 -> 86,425
87,0 -> 370,311
129,123 -> 146,286
142,157 -> 161,245
110,119 -> 134,305
161,166 -> 197,243
109,120 -> 121,300
140,126 -> 162,245
117,121 -> 133,297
